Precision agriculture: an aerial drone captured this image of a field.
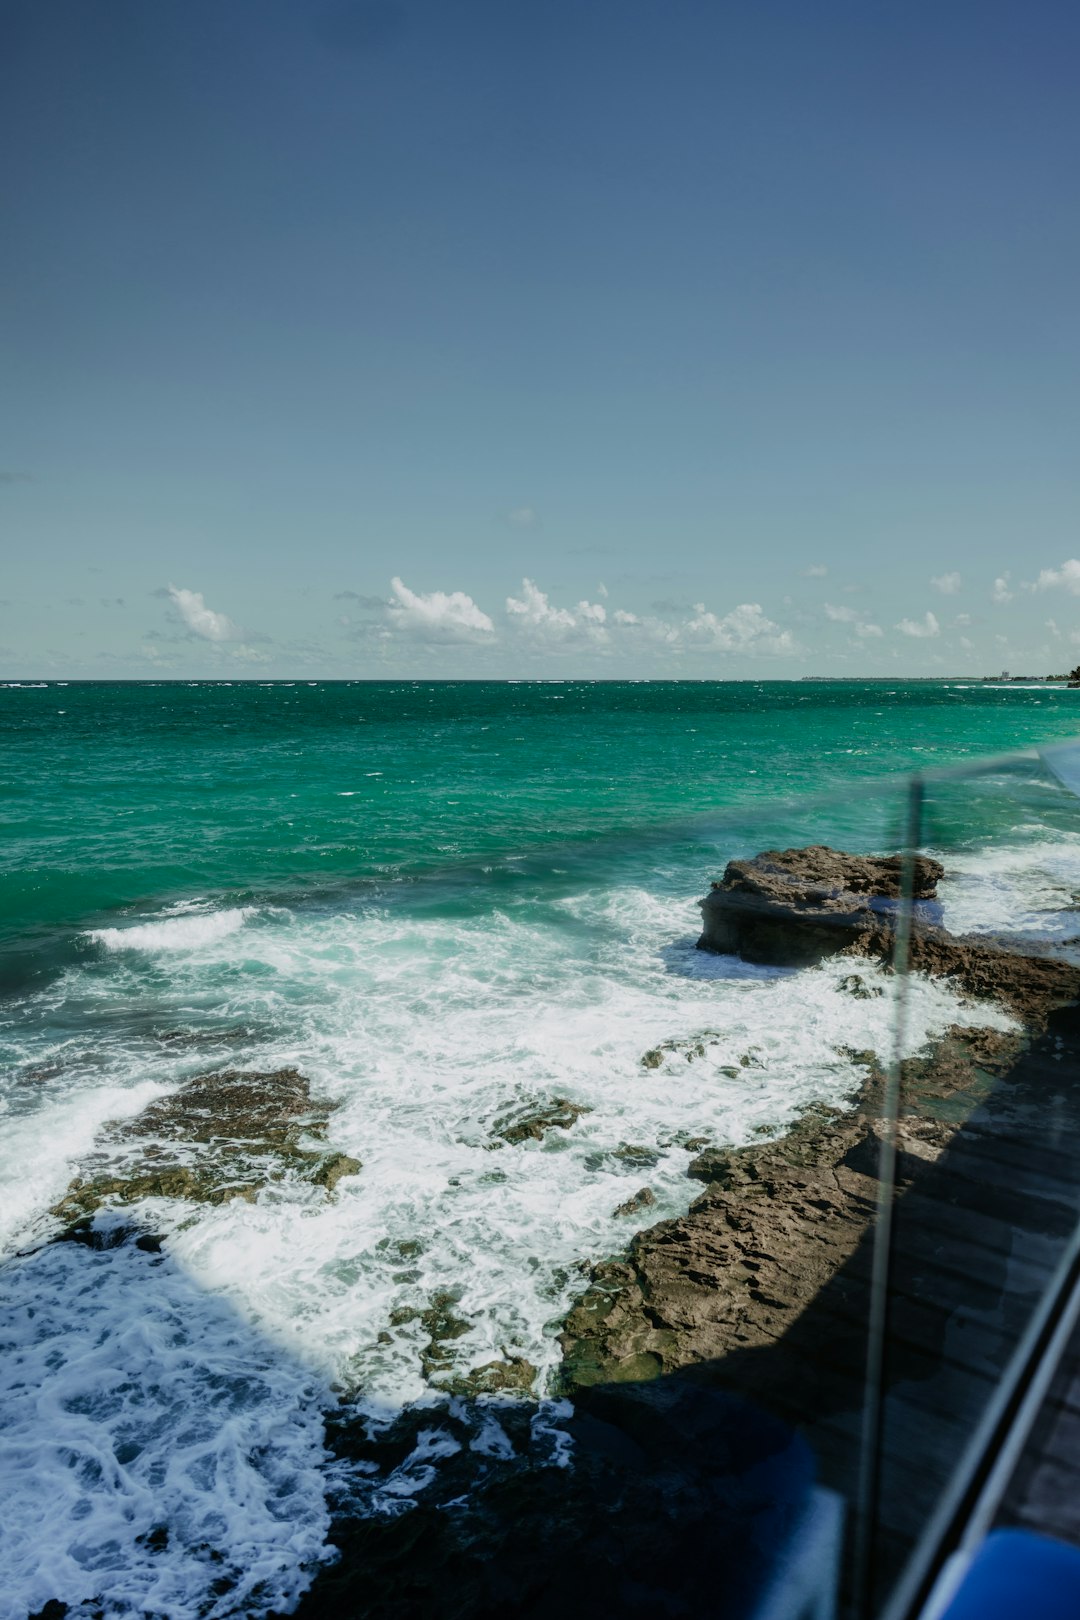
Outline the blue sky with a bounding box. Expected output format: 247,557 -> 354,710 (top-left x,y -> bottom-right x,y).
2,0 -> 1079,677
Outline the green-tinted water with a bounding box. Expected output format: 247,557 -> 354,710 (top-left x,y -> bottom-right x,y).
5,679 -> 1079,956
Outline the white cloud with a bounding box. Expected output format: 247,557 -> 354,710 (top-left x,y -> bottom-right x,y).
801,564 -> 828,578
896,611 -> 941,639
952,613 -> 972,627
613,609 -> 639,625
824,603 -> 857,622
505,579 -> 608,644
959,636 -> 974,651
507,507 -> 537,528
992,574 -> 1013,604
1047,618 -> 1062,638
931,572 -> 961,595
684,601 -> 795,655
387,577 -> 494,642
1033,560 -> 1080,595
167,584 -> 237,641
855,622 -> 884,638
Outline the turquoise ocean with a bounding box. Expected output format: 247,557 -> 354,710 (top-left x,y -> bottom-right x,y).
4,678 -> 1080,1619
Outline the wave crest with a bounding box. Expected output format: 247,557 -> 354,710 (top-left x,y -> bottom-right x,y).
87,908 -> 255,953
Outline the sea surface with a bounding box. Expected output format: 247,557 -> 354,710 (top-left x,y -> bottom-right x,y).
4,678 -> 1080,1619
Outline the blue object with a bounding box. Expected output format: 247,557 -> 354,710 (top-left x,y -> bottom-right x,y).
939,1529 -> 1080,1620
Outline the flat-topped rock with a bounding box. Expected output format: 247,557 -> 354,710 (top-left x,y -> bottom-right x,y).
698,844 -> 944,967
698,844 -> 1080,1024
54,1067 -> 361,1221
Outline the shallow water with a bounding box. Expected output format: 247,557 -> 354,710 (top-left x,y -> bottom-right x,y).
3,680 -> 1080,1617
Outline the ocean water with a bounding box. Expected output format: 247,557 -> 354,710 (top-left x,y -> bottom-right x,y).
4,678 -> 1080,1619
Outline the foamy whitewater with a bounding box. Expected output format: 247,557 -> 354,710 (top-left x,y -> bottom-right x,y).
5,680 -> 1080,1618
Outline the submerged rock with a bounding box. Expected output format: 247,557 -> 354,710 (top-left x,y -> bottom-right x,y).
641,1032 -> 716,1068
53,1067 -> 361,1222
493,1097 -> 591,1145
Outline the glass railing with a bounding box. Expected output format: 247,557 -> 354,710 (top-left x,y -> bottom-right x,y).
672,740 -> 1080,1619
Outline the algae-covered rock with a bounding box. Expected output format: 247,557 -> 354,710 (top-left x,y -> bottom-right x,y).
52,1067 -> 361,1222
493,1097 -> 591,1145
418,1288 -> 473,1381
445,1356 -> 538,1396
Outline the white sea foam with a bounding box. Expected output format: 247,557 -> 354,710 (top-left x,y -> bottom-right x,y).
0,860 -> 1027,1615
0,1081 -> 166,1252
105,886 -> 1012,1406
0,1223 -> 332,1620
937,833 -> 1080,937
87,908 -> 256,954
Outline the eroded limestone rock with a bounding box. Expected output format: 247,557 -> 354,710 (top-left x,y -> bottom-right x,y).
698,844 -> 1080,1023
54,1067 -> 361,1222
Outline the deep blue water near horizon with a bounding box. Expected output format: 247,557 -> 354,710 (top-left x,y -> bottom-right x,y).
4,678 -> 1080,1618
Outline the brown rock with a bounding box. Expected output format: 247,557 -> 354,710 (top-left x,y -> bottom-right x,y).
613,1187 -> 656,1218
559,1022 -> 1038,1393
697,844 -> 1080,1026
53,1067 -> 361,1222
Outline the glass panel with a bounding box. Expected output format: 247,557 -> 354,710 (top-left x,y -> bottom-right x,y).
867,743 -> 1080,1615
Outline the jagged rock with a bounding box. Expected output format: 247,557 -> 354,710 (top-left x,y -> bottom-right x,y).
493,1097 -> 591,1145
559,1024 -> 1026,1391
53,1067 -> 360,1221
613,1187 -> 656,1218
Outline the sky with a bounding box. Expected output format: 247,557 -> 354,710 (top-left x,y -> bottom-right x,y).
2,0 -> 1079,678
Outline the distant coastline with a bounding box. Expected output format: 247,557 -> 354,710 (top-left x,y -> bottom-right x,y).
802,673 -> 1080,684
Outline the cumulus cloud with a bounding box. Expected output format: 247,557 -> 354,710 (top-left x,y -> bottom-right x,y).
854,622 -> 884,638
896,611 -> 941,639
992,574 -> 1013,604
1047,618 -> 1062,638
931,572 -> 961,595
1032,560 -> 1080,595
801,564 -> 828,578
374,575 -> 798,663
505,579 -> 609,644
387,577 -> 494,642
824,603 -> 857,622
684,602 -> 795,655
167,584 -> 238,641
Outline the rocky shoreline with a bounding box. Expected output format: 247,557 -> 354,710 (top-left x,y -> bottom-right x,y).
561,845 -> 1080,1393
38,846 -> 1080,1618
